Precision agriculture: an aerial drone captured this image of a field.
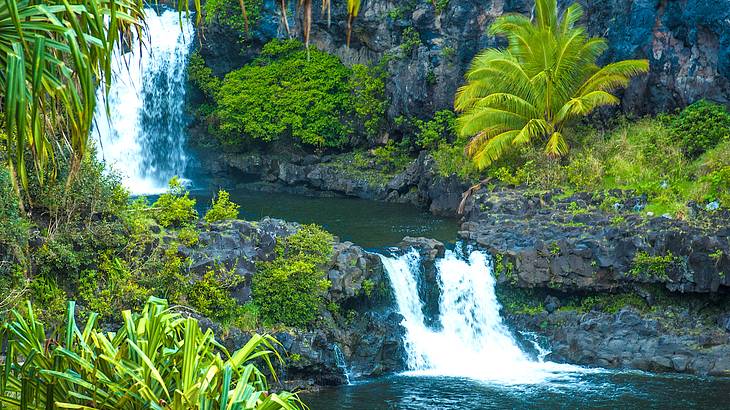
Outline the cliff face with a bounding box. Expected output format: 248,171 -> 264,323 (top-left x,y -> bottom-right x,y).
200,0 -> 730,119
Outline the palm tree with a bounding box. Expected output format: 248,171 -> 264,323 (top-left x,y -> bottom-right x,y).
0,0 -> 144,204
454,0 -> 649,169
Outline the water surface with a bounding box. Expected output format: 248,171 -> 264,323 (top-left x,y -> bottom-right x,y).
187,185 -> 458,248
303,372 -> 730,409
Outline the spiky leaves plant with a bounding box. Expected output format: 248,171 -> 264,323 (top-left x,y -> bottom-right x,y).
0,0 -> 145,200
0,297 -> 306,409
454,0 -> 649,169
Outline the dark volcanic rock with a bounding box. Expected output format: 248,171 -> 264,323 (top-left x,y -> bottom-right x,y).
181,217 -> 406,385
202,151 -> 469,216
459,187 -> 730,293
200,0 -> 730,120
508,305 -> 730,376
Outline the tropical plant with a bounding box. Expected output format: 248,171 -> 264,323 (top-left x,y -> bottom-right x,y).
0,0 -> 144,201
454,0 -> 649,168
0,297 -> 306,409
205,189 -> 241,223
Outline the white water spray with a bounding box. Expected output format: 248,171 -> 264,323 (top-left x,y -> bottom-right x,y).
93,7 -> 194,194
381,248 -> 586,384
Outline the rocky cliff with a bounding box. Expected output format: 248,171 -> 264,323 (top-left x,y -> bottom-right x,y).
180,218 -> 406,387
200,0 -> 730,120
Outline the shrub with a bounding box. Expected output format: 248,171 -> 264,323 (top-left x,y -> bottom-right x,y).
400,27 -> 422,56
204,0 -> 263,36
188,51 -> 221,98
414,110 -> 456,150
214,39 -> 354,148
0,168 -> 28,270
252,224 -> 333,327
350,63 -> 388,141
204,189 -> 240,223
151,177 -> 198,228
567,152 -> 605,189
187,267 -> 243,321
671,100 -> 730,158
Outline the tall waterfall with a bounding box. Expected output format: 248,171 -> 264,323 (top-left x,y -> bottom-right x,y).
380,248 -> 585,384
93,7 -> 194,194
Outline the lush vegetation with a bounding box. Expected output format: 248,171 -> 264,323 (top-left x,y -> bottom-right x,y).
454,0 -> 648,168
191,40 -> 387,150
252,225 -> 334,327
0,297 -> 305,409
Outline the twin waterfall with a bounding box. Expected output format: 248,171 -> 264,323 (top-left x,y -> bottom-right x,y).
380,248 -> 583,384
93,8 -> 194,194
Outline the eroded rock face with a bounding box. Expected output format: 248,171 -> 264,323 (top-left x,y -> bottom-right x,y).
200,0 -> 730,120
181,218 -> 406,386
201,151 -> 469,216
509,306 -> 730,376
459,187 -> 730,293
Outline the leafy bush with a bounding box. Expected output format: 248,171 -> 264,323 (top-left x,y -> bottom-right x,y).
671,100 -> 730,158
414,110 -> 456,150
214,39 -> 354,148
350,63 -> 388,141
204,189 -> 240,223
400,27 -> 422,55
204,0 -> 263,36
151,177 -> 198,228
187,267 -> 243,321
188,51 -> 220,98
252,224 -> 333,327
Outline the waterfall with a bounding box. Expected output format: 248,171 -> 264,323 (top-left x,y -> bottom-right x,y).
333,344 -> 354,385
380,248 -> 586,384
93,7 -> 194,194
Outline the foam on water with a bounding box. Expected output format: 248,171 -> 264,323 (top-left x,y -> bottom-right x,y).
93,7 -> 194,194
380,249 -> 589,385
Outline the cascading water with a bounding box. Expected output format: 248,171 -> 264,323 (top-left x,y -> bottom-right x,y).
380,248 -> 586,384
93,7 -> 194,194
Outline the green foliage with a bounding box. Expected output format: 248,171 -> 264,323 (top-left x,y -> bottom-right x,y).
361,279 -> 375,297
0,168 -> 28,272
188,51 -> 221,98
400,27 -> 422,56
177,226 -> 200,247
435,0 -> 450,13
671,100 -> 730,158
214,39 -> 354,148
205,189 -> 241,223
370,141 -> 411,172
350,64 -> 388,141
414,110 -> 456,150
252,225 -> 333,327
204,0 -> 263,36
0,298 -> 305,409
187,267 -> 243,321
630,251 -> 678,280
455,0 -> 648,168
152,177 -> 198,228
566,151 -> 604,189
77,253 -> 149,322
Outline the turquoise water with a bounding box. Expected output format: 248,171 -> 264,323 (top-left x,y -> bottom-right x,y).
188,185 -> 458,248
302,372 -> 729,409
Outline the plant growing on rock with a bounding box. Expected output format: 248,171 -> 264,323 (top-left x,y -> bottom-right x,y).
205,189 -> 241,223
152,177 -> 198,228
455,0 -> 648,168
252,225 -> 333,327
